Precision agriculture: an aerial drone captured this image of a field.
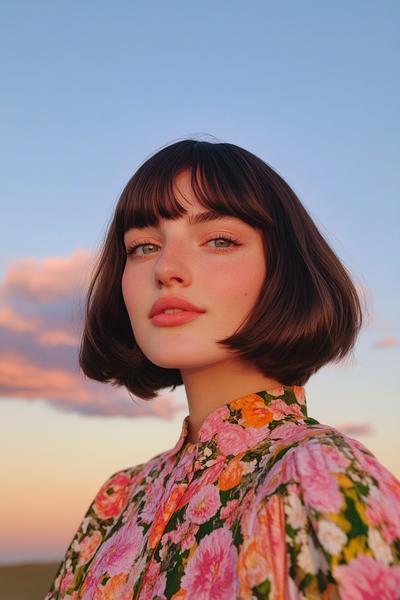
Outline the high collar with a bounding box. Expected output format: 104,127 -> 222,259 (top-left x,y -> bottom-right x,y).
166,384 -> 308,472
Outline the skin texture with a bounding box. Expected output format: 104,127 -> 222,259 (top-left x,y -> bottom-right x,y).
122,169 -> 281,443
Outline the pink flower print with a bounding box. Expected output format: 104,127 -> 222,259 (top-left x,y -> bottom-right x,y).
80,520 -> 143,598
334,554 -> 400,599
158,460 -> 177,482
347,437 -> 400,499
318,443 -> 349,473
180,525 -> 198,551
77,530 -> 102,565
199,406 -> 230,442
220,499 -> 240,527
269,398 -> 304,419
176,461 -> 225,509
269,421 -> 310,443
179,448 -> 196,470
141,456 -> 161,479
93,472 -> 131,520
197,460 -> 226,486
256,446 -> 298,498
173,448 -> 196,481
216,422 -> 250,455
168,521 -> 186,545
181,527 -> 238,599
138,559 -> 167,600
123,552 -> 148,596
186,483 -> 221,524
366,492 -> 400,544
294,443 -> 344,513
239,489 -> 258,537
140,476 -> 166,523
59,569 -> 74,594
168,520 -> 199,551
347,440 -> 400,534
346,438 -> 387,479
245,426 -> 270,448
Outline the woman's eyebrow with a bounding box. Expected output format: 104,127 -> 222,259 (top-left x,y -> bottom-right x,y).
126,211 -> 238,234
186,210 -> 236,226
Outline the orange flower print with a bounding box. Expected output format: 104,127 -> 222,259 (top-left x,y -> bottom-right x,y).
93,573 -> 131,600
148,483 -> 188,549
93,472 -> 131,520
219,454 -> 245,491
232,394 -> 274,428
293,385 -> 306,405
238,536 -> 269,596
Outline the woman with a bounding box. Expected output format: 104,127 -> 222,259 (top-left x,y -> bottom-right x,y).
46,139 -> 400,599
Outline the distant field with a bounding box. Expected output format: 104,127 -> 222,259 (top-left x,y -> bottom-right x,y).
0,562 -> 60,600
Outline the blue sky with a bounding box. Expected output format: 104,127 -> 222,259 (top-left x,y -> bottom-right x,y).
0,1 -> 399,563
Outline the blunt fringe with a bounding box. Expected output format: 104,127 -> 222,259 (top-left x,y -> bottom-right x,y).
79,138 -> 364,399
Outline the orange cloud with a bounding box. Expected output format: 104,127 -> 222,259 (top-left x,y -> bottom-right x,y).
0,250 -> 185,418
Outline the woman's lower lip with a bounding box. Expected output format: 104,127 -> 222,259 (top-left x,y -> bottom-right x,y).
150,311 -> 204,327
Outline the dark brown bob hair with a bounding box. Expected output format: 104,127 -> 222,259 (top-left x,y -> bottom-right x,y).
79,138 -> 364,399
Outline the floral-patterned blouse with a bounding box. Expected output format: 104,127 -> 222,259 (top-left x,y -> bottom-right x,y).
46,385 -> 400,599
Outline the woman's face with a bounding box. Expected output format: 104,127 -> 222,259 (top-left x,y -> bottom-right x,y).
122,169 -> 267,371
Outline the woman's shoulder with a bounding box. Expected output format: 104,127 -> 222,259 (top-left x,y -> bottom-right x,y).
256,422 -> 400,594
90,462 -> 146,518
288,420 -> 400,493
265,419 -> 400,512
259,419 -> 400,547
89,445 -> 176,520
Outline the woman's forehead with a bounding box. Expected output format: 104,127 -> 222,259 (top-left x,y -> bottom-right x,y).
120,163 -> 269,234
172,170 -> 201,208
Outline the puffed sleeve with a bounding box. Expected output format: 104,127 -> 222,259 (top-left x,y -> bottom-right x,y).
283,431 -> 400,599
45,466 -> 142,599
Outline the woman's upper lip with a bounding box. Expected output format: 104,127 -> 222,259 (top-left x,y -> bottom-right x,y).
149,296 -> 206,318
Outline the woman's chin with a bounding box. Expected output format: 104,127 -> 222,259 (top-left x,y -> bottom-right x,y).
147,355 -> 204,370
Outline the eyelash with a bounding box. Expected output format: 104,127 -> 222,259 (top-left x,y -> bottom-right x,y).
125,234 -> 241,258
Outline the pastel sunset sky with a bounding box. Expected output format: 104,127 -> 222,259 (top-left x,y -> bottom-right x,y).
1,2 -> 399,564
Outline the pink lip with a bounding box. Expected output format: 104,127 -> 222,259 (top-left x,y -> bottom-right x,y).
149,295 -> 205,318
151,310 -> 203,327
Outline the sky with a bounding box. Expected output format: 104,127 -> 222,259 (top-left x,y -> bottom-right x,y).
0,1 -> 399,564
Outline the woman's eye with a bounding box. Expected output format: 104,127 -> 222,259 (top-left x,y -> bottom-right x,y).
206,236 -> 239,251
126,241 -> 159,257
125,236 -> 241,258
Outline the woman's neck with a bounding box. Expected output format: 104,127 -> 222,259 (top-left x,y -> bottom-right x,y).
181,360 -> 281,444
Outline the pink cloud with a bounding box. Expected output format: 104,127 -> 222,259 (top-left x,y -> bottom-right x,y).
1,248 -> 91,303
334,422 -> 373,436
373,336 -> 400,348
0,250 -> 185,419
36,329 -> 79,346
